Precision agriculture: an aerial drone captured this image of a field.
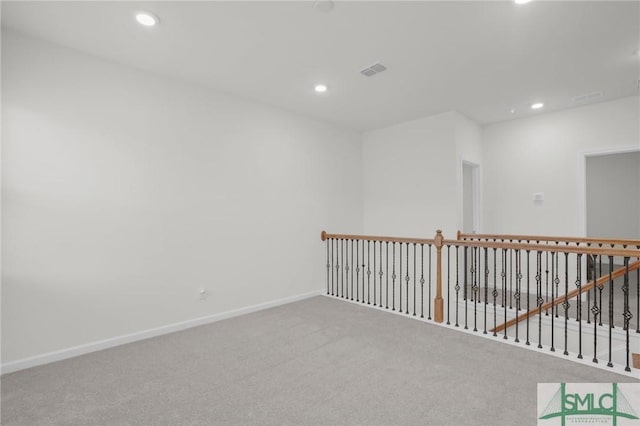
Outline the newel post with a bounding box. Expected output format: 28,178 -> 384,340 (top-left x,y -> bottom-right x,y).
434,229 -> 444,323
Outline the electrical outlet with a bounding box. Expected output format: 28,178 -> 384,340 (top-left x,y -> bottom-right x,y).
198,288 -> 207,300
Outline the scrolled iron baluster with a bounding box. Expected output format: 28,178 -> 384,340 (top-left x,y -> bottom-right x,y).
592,273 -> 599,363
624,257 -> 633,369
399,243 -> 403,312
379,241 -> 383,307
373,241 -> 376,305
607,256 -> 614,367
623,257 -> 632,372
385,242 -> 389,309
392,243 -> 396,311
493,248 -> 498,336
420,244 -> 425,318
576,254 -> 583,359
514,250 -> 521,343
405,243 -> 410,315
356,240 -> 360,302
536,251 -> 543,348
367,240 -> 371,305
550,252 -> 555,352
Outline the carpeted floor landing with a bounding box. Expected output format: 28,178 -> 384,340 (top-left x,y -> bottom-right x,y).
1,295 -> 636,425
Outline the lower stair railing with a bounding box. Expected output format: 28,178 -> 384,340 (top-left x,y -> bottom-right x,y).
321,230 -> 640,375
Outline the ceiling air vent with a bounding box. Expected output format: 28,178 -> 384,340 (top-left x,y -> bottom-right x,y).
572,91 -> 603,103
360,63 -> 387,77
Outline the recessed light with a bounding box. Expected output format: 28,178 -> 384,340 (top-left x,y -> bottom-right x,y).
313,0 -> 334,13
314,84 -> 328,93
135,11 -> 158,27
510,109 -> 516,114
514,0 -> 532,4
531,102 -> 544,110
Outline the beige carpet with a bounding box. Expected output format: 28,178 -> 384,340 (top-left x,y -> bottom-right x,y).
1,296 -> 636,426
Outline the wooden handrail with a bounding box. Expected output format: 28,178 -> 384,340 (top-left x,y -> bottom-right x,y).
490,259 -> 640,333
457,231 -> 640,248
321,231 -> 436,245
321,232 -> 640,258
444,239 -> 640,258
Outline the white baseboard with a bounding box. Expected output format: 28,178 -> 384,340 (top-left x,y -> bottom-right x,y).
1,289 -> 323,375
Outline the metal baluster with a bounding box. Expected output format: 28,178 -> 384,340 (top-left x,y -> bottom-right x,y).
420,244 -> 425,318
326,238 -> 330,295
341,239 -> 344,298
537,251 -> 543,348
552,248 -> 560,318
623,257 -> 632,372
392,243 -> 396,311
405,243 -> 410,315
379,242 -> 383,307
514,250 -> 521,343
545,251 -> 549,315
592,267 -> 600,363
608,255 -> 614,367
367,241 -> 371,304
356,240 -> 360,302
509,248 -> 513,309
464,246 -> 469,329
413,243 -> 417,316
333,239 -> 337,296
373,241 -> 376,305
576,254 -> 583,359
598,251 -> 603,326
503,249 -> 508,340
473,247 -> 478,332
362,240 -> 366,304
563,252 -> 569,356
550,252 -> 555,352
586,251 -> 592,324
385,242 -> 389,309
526,250 -> 530,345
484,247 -> 489,334
501,248 -> 506,308
399,243 -> 403,312
455,246 -> 460,327
493,248 -> 498,337
446,245 -> 450,324
350,240 -> 354,300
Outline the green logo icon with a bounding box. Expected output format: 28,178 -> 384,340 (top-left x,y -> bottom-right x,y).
539,383 -> 638,426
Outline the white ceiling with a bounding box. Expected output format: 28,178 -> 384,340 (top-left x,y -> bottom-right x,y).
2,1 -> 639,131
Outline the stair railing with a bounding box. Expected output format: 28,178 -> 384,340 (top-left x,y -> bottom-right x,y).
321,230 -> 640,373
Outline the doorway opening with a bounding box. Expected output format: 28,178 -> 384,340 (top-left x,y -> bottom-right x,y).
585,150 -> 640,243
462,161 -> 480,234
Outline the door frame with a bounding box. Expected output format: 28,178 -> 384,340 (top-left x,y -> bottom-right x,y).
459,159 -> 481,234
577,145 -> 640,237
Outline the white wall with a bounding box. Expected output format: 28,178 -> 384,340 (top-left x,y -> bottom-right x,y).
482,96 -> 640,236
1,31 -> 362,364
361,112 -> 458,239
586,151 -> 640,239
